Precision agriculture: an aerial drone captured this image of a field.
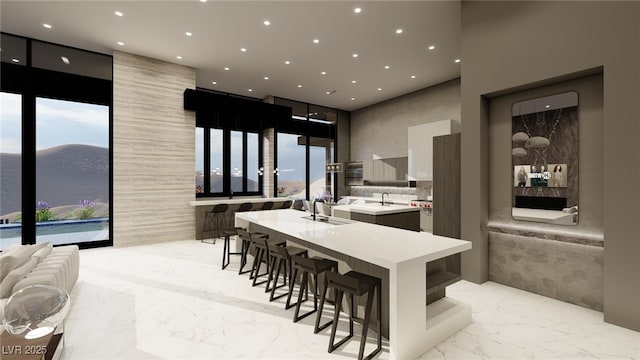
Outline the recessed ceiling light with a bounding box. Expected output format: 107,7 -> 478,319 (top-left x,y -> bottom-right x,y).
248,89 -> 253,92
284,60 -> 291,65
297,84 -> 302,88
263,20 -> 271,26
545,105 -> 551,108
454,58 -> 461,63
224,67 -> 230,71
11,58 -> 19,63
377,88 -> 382,91
410,75 -> 416,79
351,97 -> 356,101
313,39 -> 320,44
61,56 -> 70,65
241,48 -> 247,52
354,7 -> 362,13
352,53 -> 358,58
384,65 -> 390,70
115,11 -> 123,17
326,90 -> 337,95
200,0 -> 207,3
395,28 -> 403,34
428,45 -> 435,50
176,55 -> 182,60
326,91 -> 331,95
264,76 -> 269,80
43,23 -> 52,29
117,41 -> 124,46
321,71 -> 326,75
212,81 -> 217,85
185,32 -> 192,37
351,80 -> 357,84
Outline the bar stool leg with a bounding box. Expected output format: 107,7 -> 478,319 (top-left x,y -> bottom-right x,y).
285,267 -> 299,310
314,277 -> 333,333
222,235 -> 231,270
328,290 -> 353,353
358,290 -> 375,360
238,240 -> 251,275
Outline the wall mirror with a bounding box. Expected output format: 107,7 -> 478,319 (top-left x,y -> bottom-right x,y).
511,91 -> 579,225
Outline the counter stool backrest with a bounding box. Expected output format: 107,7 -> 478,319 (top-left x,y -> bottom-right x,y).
237,202 -> 252,212
211,203 -> 229,213
261,201 -> 275,210
281,200 -> 293,209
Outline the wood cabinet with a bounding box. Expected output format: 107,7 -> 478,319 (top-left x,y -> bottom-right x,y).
350,211 -> 420,232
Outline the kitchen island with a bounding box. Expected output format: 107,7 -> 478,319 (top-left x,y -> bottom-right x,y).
332,203 -> 420,231
235,209 -> 472,360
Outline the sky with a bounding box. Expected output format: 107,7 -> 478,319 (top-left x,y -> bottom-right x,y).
0,93 -> 109,153
2,91 -> 326,185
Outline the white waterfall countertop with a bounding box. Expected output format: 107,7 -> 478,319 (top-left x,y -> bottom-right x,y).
236,209 -> 466,267
235,209 -> 472,359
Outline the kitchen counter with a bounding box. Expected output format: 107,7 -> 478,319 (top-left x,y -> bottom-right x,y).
235,209 -> 472,359
331,203 -> 418,216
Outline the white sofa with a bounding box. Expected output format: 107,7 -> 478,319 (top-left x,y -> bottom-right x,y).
0,243 -> 79,328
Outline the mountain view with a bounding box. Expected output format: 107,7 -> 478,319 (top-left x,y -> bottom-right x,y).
0,144 -> 109,218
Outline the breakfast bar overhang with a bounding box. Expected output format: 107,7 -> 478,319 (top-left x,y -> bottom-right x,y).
235,209 -> 472,359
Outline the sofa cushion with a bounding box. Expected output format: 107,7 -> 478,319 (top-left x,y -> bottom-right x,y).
0,257 -> 38,298
0,243 -> 49,283
32,243 -> 53,263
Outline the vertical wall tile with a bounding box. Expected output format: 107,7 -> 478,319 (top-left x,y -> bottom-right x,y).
113,52 -> 196,247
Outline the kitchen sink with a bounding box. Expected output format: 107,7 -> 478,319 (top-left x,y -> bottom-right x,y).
300,215 -> 353,226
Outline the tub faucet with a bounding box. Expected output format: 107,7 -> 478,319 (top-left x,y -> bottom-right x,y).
381,192 -> 389,206
312,199 -> 324,221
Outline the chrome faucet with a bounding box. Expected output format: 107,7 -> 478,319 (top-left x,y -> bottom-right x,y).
312,198 -> 324,221
381,192 -> 389,206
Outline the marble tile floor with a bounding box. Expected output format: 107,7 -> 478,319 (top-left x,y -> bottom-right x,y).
63,240 -> 639,360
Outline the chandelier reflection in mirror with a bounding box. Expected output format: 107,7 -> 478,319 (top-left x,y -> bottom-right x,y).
3,285 -> 70,339
511,91 -> 579,225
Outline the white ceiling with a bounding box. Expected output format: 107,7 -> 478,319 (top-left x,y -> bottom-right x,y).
0,1 -> 461,111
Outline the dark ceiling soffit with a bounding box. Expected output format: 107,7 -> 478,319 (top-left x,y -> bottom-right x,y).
184,88 -> 291,128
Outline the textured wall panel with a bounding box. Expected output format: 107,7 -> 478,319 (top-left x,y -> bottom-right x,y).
489,232 -> 603,311
113,51 -> 196,247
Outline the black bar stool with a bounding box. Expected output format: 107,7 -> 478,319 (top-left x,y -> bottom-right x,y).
261,201 -> 275,210
280,200 -> 293,209
265,242 -> 308,301
249,233 -> 285,287
318,270 -> 382,360
286,255 -> 338,325
202,203 -> 228,244
220,203 -> 254,270
237,229 -> 267,275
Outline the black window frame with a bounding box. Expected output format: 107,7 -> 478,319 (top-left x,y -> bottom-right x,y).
1,32 -> 113,250
196,125 -> 263,198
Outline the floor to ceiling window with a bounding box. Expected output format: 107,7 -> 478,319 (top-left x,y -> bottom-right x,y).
34,97 -> 109,245
1,32 -> 112,249
274,98 -> 337,202
276,132 -> 307,198
0,92 -> 22,250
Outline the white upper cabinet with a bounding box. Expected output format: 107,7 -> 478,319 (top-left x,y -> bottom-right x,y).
408,119 -> 460,181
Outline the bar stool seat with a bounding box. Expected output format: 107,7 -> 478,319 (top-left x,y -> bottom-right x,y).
202,203 -> 229,244
318,270 -> 382,360
249,234 -> 285,287
236,229 -> 267,275
266,242 -> 308,301
286,255 -> 338,326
